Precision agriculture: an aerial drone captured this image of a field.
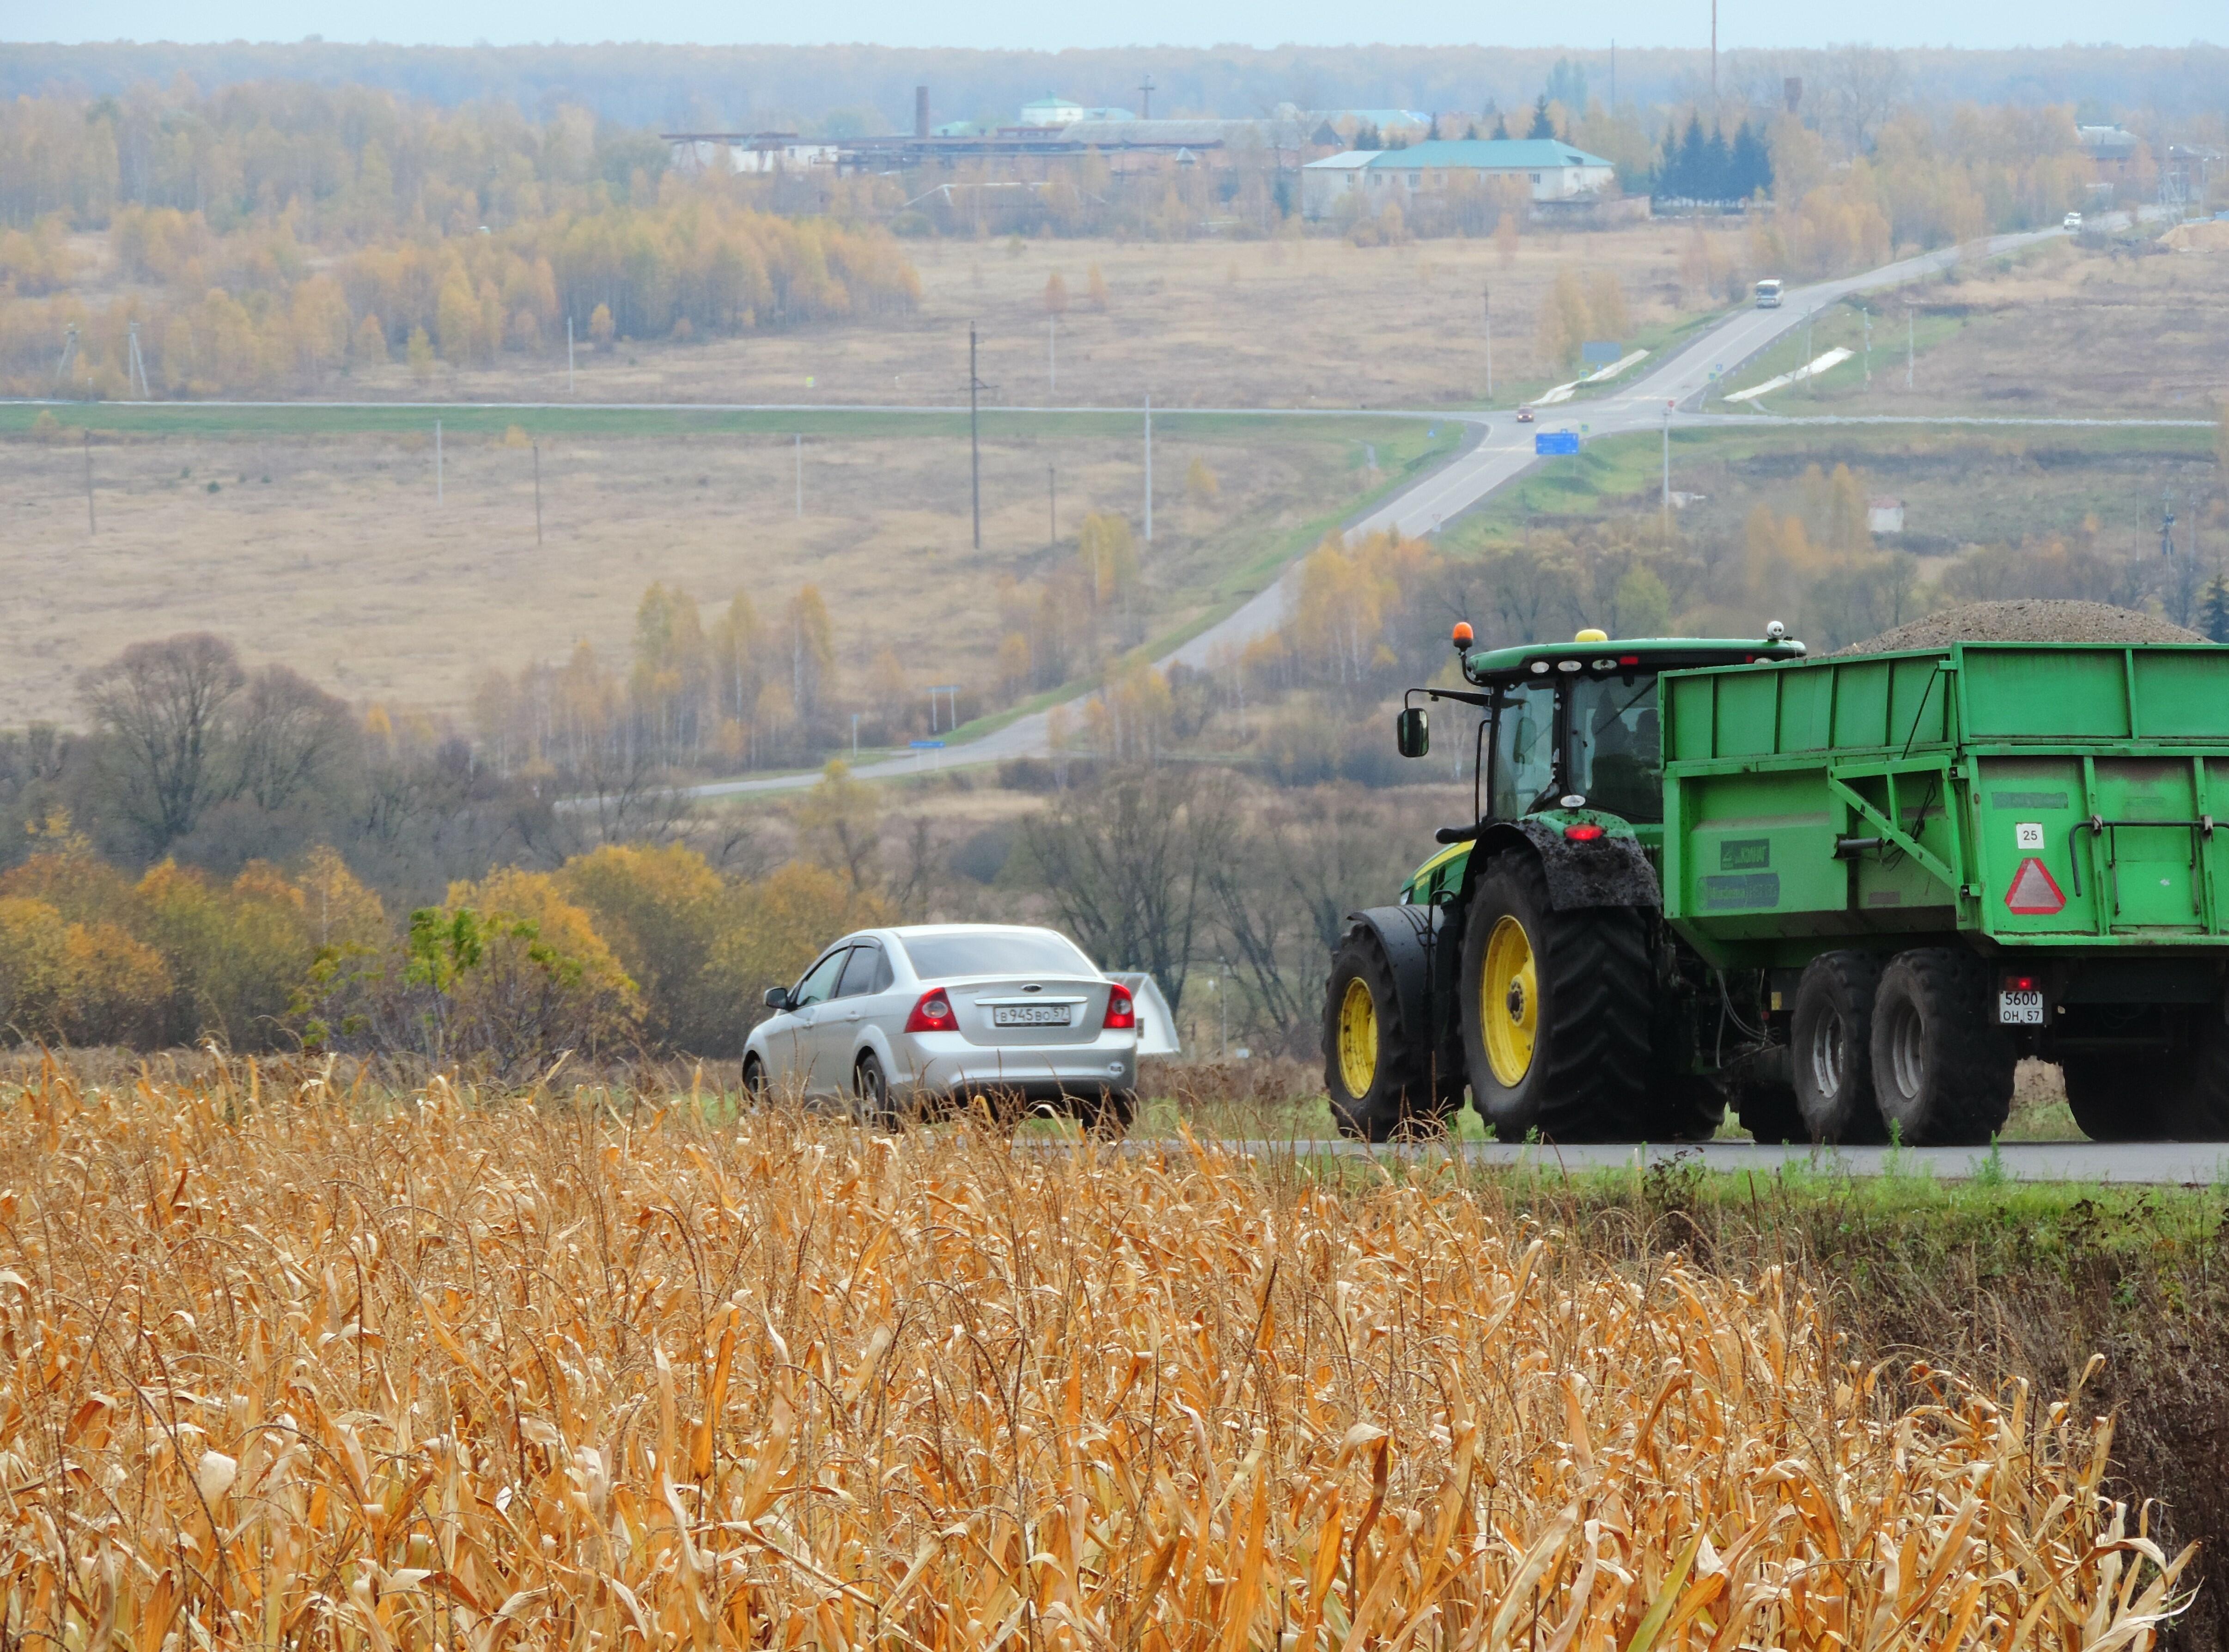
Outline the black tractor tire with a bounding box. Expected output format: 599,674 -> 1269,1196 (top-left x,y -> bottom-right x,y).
1868,949 -> 2015,1147
2066,1012 -> 2229,1142
1323,927 -> 1456,1142
1732,1076 -> 1807,1144
1460,853 -> 1653,1143
1791,951 -> 1887,1144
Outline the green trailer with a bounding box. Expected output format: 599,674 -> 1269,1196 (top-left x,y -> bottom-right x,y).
1322,630 -> 2229,1146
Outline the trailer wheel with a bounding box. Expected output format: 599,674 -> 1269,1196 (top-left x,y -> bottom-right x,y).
1868,949 -> 2014,1146
1731,1076 -> 1806,1145
2172,1015 -> 2229,1140
1461,854 -> 1652,1142
1323,928 -> 1452,1141
1791,951 -> 1887,1144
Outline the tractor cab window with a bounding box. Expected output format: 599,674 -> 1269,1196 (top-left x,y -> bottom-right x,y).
1489,682 -> 1557,818
1567,674 -> 1663,822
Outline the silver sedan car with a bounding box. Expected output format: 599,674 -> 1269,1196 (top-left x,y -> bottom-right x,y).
743,924 -> 1139,1131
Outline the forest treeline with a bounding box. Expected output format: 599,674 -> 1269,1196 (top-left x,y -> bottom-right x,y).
0,82 -> 919,395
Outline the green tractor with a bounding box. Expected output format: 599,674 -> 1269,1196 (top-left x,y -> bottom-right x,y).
1324,626 -> 2229,1145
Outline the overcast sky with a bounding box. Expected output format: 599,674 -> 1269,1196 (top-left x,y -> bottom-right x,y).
7,0 -> 2220,51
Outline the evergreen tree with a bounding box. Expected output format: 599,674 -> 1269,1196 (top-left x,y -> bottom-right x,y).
1656,125 -> 1684,198
2203,572 -> 2229,644
1492,114 -> 1510,140
1352,121 -> 1382,152
1527,96 -> 1556,139
1544,58 -> 1589,113
1703,125 -> 1733,201
1729,120 -> 1774,198
1676,115 -> 1709,198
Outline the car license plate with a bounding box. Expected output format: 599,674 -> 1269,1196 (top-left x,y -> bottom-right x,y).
1998,990 -> 2044,1025
993,1004 -> 1072,1027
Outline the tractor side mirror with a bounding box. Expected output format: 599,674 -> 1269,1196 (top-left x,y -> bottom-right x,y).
763,986 -> 792,1012
1395,707 -> 1430,759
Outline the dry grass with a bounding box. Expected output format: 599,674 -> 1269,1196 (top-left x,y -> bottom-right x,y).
0,1062 -> 2193,1648
0,422 -> 1363,726
317,227 -> 1724,413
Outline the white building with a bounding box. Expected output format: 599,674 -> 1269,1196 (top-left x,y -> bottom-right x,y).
664,133 -> 838,174
1303,137 -> 1618,220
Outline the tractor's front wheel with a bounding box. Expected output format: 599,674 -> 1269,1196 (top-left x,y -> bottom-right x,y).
1323,927 -> 1453,1141
1461,854 -> 1653,1143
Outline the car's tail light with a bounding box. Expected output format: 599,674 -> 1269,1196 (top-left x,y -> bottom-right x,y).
904,991 -> 958,1033
1103,984 -> 1136,1030
1563,823 -> 1605,842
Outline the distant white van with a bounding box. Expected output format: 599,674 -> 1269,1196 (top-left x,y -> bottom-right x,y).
2063,212 -> 2083,231
1754,278 -> 1784,309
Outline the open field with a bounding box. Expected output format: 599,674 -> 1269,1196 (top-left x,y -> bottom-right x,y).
47,223 -> 1740,412
1447,423 -> 2223,568
1711,235 -> 2229,418
0,1065 -> 2202,1649
0,412 -> 1451,726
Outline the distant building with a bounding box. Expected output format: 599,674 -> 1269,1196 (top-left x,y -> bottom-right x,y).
1019,96 -> 1086,127
2078,124 -> 2143,177
662,133 -> 838,174
1868,496 -> 1906,535
1302,138 -> 1617,219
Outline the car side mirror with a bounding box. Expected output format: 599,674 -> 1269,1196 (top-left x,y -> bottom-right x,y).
763,986 -> 792,1011
1395,706 -> 1430,759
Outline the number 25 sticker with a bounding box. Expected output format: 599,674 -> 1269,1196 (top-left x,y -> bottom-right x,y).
2016,822 -> 2045,850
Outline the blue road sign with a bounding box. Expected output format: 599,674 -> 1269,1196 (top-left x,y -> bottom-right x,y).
1535,431 -> 1581,456
909,739 -> 946,750
1581,340 -> 1624,365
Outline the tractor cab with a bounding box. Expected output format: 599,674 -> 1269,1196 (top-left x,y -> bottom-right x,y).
1394,626 -> 1807,890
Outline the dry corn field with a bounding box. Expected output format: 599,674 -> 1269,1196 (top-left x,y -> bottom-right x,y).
0,1066 -> 2195,1650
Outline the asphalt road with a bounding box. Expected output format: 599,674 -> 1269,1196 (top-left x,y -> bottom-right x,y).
1111,1138 -> 2229,1185
679,222 -> 2098,800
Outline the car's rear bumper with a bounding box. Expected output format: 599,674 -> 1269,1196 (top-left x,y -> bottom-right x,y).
892,1031 -> 1136,1097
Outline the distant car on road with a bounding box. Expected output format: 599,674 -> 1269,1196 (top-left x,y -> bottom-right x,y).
1514,406 -> 1535,423
744,924 -> 1143,1133
2063,212 -> 2083,230
1754,278 -> 1784,308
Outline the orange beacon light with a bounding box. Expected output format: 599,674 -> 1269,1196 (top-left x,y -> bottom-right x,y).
1451,622 -> 1474,649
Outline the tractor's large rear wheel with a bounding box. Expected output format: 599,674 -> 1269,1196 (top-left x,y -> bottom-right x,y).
1323,927 -> 1455,1141
1461,854 -> 1653,1143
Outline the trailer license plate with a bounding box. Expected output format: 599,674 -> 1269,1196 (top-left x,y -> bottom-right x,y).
1998,990 -> 2044,1025
993,1004 -> 1072,1027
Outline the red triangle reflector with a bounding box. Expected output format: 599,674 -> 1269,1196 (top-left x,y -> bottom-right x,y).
2004,857 -> 2066,915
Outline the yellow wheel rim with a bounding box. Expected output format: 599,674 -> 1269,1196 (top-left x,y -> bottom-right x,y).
1336,976 -> 1379,1098
1482,916 -> 1538,1086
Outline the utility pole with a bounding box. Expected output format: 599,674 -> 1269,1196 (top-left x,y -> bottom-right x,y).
1143,392 -> 1153,543
126,321 -> 149,399
968,324 -> 982,550
794,432 -> 803,519
435,418 -> 443,505
532,441 -> 542,544
1862,306 -> 1871,389
1048,315 -> 1056,394
1139,73 -> 1155,119
83,430 -> 95,535
1906,309 -> 1914,391
1048,464 -> 1057,549
1483,284 -> 1493,400
2162,491 -> 2177,561
566,316 -> 575,395
851,712 -> 860,757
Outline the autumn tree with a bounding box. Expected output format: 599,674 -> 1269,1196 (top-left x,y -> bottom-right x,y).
80,633 -> 246,853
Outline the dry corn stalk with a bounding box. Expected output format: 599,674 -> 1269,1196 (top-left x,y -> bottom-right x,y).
0,1064 -> 2194,1649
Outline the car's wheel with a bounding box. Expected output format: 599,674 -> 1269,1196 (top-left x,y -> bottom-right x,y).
1322,926 -> 1455,1142
1791,951 -> 1886,1144
742,1053 -> 768,1103
1461,853 -> 1652,1143
1868,949 -> 2014,1147
1078,1087 -> 1136,1140
853,1051 -> 901,1130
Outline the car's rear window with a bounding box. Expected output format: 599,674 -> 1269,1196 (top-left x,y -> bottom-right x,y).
901,931 -> 1096,980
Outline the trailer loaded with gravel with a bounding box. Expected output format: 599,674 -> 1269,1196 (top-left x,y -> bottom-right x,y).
1325,612 -> 2229,1145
